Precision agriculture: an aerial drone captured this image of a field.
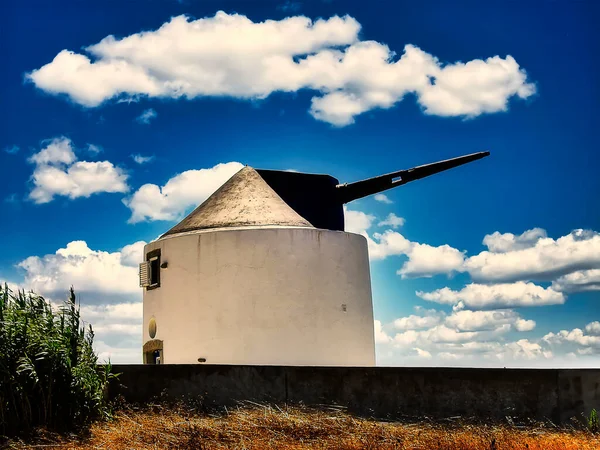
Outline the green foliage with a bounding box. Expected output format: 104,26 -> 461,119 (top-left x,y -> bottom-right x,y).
0,284 -> 116,437
588,409 -> 599,433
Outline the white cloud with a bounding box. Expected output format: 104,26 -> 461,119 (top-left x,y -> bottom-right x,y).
373,193 -> 392,204
552,269 -> 600,293
14,240 -> 146,364
81,301 -> 142,323
398,241 -> 465,278
30,162 -> 129,204
418,55 -> 536,117
29,137 -> 76,166
483,228 -> 547,253
94,339 -> 141,364
131,154 -> 155,164
377,213 -> 404,229
501,339 -> 552,361
119,240 -> 147,267
365,227 -> 466,278
585,321 -> 600,335
367,224 -> 600,285
367,229 -> 412,260
135,108 -> 157,124
393,308 -> 443,330
464,229 -> 600,283
514,319 -> 536,332
80,302 -> 142,359
386,307 -> 534,348
444,310 -> 535,332
344,207 -> 376,234
417,281 -> 565,310
374,319 -> 391,344
18,240 -> 144,302
544,328 -> 600,351
123,161 -> 243,223
413,348 -> 432,359
27,12 -> 535,126
375,307 -> 562,367
27,137 -> 129,204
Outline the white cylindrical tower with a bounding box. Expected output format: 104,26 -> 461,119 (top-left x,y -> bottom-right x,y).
141,167 -> 375,366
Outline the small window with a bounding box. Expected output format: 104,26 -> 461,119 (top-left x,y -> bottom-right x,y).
146,249 -> 161,289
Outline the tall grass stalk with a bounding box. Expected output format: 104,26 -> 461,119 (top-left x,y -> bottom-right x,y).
0,284 -> 115,437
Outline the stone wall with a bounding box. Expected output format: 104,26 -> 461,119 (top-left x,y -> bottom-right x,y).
108,365 -> 600,424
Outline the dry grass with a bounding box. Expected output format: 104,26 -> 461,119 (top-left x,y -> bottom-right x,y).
4,403 -> 598,450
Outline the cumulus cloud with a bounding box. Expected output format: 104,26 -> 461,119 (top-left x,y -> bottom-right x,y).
377,213 -> 404,229
413,348 -> 432,359
483,228 -> 547,253
365,221 -> 600,286
94,339 -> 141,364
17,240 -> 145,302
14,240 -> 145,363
444,310 -> 535,332
374,193 -> 392,204
366,229 -> 412,260
135,108 -> 157,124
393,308 -> 443,330
374,319 -> 391,344
29,137 -> 76,166
465,229 -> 600,283
514,319 -> 537,332
543,325 -> 600,353
376,307 -> 557,366
119,240 -> 147,267
552,269 -> 600,293
417,281 -> 565,310
370,223 -> 600,285
123,161 -> 243,223
80,302 -> 142,363
392,322 -> 511,349
399,241 -> 465,278
131,154 -> 155,164
362,226 -> 466,277
344,207 -> 376,234
27,137 -> 129,204
384,307 -> 534,344
585,322 -> 600,335
27,12 -> 535,126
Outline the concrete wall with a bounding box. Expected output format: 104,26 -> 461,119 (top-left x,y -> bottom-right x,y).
109,365 -> 600,424
143,227 -> 375,366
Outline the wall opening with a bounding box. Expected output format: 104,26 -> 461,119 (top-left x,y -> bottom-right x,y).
143,339 -> 164,364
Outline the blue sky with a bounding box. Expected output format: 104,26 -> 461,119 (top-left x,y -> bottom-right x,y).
1,0 -> 599,365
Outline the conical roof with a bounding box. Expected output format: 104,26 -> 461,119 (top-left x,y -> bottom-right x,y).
162,166 -> 314,238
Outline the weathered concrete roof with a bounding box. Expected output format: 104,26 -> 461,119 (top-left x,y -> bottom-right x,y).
162,166 -> 314,237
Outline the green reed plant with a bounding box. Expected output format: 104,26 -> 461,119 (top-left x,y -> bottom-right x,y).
0,284 -> 116,437
588,409 -> 599,433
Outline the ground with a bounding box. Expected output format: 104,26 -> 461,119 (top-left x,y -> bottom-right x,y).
4,404 -> 599,449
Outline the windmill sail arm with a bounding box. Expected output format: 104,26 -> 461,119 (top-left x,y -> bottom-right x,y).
336,151 -> 490,204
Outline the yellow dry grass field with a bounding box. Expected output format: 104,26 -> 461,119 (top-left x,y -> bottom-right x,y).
5,404 -> 599,450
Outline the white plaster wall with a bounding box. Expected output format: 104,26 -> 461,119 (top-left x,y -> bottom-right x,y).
142,227 -> 375,366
